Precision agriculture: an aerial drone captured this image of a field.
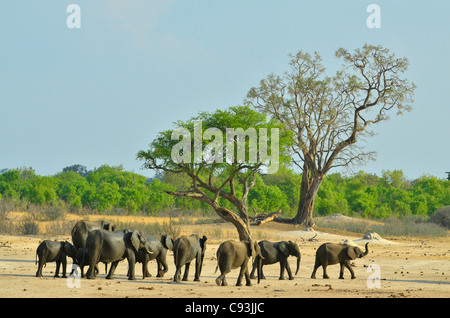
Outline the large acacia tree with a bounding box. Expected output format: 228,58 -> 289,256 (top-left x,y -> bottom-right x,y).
137,106 -> 290,240
246,44 -> 416,226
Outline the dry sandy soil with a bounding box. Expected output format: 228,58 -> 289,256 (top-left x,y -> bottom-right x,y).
0,213 -> 449,301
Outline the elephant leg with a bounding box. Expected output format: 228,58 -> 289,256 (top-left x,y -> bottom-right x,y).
106,261 -> 119,279
311,258 -> 320,279
127,259 -> 137,281
157,256 -> 168,277
216,266 -> 229,286
36,259 -> 44,277
86,266 -> 95,279
250,261 -> 257,279
174,265 -> 182,283
279,259 -> 287,280
216,273 -> 228,286
61,258 -> 67,278
322,264 -> 330,279
244,266 -> 252,286
339,263 -> 345,279
237,263 -> 250,286
284,259 -> 294,280
80,265 -> 85,278
183,262 -> 190,281
260,264 -> 266,280
155,259 -> 161,277
54,261 -> 61,278
344,261 -> 356,279
143,260 -> 151,279
194,256 -> 202,282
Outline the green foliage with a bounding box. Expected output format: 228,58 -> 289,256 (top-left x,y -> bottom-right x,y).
0,165 -> 175,215
314,170 -> 450,219
0,165 -> 448,219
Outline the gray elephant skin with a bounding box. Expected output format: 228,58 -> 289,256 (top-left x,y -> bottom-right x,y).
172,235 -> 207,283
250,240 -> 301,280
35,240 -> 77,278
311,242 -> 369,279
85,229 -> 153,280
70,220 -> 114,276
71,220 -> 115,249
215,240 -> 264,286
134,234 -> 174,279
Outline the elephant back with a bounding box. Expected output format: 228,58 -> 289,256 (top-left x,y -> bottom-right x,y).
71,220 -> 102,248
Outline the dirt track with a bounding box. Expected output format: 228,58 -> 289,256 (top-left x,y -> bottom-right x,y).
0,219 -> 449,299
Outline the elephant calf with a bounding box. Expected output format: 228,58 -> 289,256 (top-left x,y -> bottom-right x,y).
85,229 -> 154,280
74,248 -> 108,278
311,242 -> 369,279
215,240 -> 264,286
250,240 -> 301,280
35,240 -> 77,278
134,234 -> 174,279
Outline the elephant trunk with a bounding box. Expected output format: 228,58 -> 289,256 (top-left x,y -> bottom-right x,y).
295,256 -> 300,276
257,255 -> 262,285
362,242 -> 369,257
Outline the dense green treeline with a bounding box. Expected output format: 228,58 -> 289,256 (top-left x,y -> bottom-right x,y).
0,165 -> 448,219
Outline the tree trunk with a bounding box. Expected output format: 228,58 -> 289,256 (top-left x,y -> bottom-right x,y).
214,204 -> 251,241
292,169 -> 323,227
165,190 -> 252,241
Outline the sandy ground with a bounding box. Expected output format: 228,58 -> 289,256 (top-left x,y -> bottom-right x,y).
0,216 -> 449,301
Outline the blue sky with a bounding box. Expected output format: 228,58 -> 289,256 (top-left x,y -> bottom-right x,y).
0,1 -> 449,180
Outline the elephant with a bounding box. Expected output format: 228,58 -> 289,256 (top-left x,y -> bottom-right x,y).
35,240 -> 77,278
311,242 -> 369,279
215,240 -> 264,286
73,247 -> 89,278
133,234 -> 174,279
172,235 -> 207,283
72,247 -> 109,278
71,220 -> 116,249
85,229 -> 153,280
250,240 -> 301,280
71,220 -> 115,276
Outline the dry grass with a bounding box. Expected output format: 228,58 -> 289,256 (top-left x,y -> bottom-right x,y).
1,211 -> 291,242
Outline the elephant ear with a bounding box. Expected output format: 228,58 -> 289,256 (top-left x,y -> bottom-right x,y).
278,242 -> 290,258
161,235 -> 174,251
246,241 -> 254,257
200,235 -> 207,251
346,246 -> 357,260
248,240 -> 259,258
64,241 -> 77,258
130,230 -> 142,251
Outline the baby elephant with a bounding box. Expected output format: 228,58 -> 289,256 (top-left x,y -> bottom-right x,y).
311,242 -> 369,279
250,240 -> 301,280
36,240 -> 77,278
215,240 -> 264,286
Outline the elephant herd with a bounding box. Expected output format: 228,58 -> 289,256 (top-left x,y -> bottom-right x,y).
35,220 -> 370,286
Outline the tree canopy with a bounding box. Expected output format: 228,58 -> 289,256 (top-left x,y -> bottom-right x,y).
246,44 -> 416,226
137,105 -> 292,240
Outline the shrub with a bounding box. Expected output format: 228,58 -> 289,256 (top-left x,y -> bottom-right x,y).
19,220 -> 39,235
429,206 -> 450,229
